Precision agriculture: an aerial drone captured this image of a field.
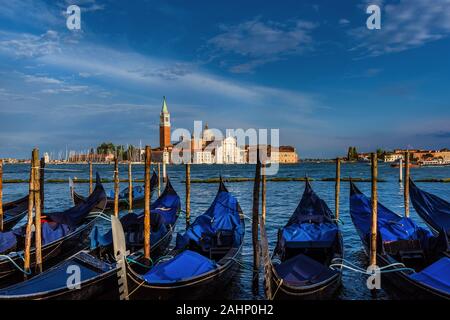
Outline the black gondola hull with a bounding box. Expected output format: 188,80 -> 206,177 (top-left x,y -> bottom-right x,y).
0,218 -> 97,288
269,272 -> 341,300
126,248 -> 242,300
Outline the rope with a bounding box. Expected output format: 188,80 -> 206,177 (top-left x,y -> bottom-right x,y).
126,257 -> 153,269
329,258 -> 416,274
0,254 -> 31,275
271,278 -> 283,300
126,280 -> 146,299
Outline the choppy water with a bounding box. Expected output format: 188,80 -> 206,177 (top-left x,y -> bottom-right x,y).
2,162 -> 450,300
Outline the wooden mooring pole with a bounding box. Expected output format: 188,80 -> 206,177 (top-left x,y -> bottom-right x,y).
40,157 -> 45,213
114,156 -> 119,218
399,158 -> 403,182
24,150 -> 35,277
370,153 -> 378,267
144,146 -> 152,261
252,146 -> 261,290
404,151 -> 410,218
335,158 -> 341,221
33,150 -> 42,274
89,161 -> 93,195
261,164 -> 266,224
163,162 -> 167,184
128,161 -> 133,213
0,160 -> 3,231
157,163 -> 161,196
185,163 -> 191,228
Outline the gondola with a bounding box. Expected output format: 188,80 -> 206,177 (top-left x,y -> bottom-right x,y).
266,180 -> 343,300
2,195 -> 28,231
71,171 -> 158,211
0,173 -> 107,287
409,179 -> 450,240
0,177 -> 181,300
349,181 -> 450,300
124,178 -> 245,300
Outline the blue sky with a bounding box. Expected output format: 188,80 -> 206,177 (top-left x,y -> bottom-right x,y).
0,0 -> 450,158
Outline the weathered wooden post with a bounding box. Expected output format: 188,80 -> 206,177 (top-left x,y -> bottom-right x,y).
157,163 -> 161,196
40,157 -> 45,213
261,164 -> 267,224
185,163 -> 191,228
399,158 -> 403,182
252,146 -> 261,290
335,158 -> 341,221
370,153 -> 378,267
0,159 -> 3,231
114,156 -> 119,218
128,161 -> 133,213
144,146 -> 152,261
34,150 -> 42,273
89,161 -> 93,195
163,162 -> 167,184
24,151 -> 35,277
404,151 -> 410,218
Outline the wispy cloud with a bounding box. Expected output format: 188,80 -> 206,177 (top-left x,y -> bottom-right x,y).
206,17 -> 317,73
349,0 -> 450,58
0,30 -> 61,58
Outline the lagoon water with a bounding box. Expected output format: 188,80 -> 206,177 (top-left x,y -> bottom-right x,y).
2,162 -> 450,300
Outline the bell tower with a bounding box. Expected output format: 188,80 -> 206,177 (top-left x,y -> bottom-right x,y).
159,96 -> 171,149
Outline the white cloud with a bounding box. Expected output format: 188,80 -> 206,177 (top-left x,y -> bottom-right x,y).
24,74 -> 63,84
0,30 -> 61,58
207,17 -> 317,72
339,18 -> 350,25
349,0 -> 450,57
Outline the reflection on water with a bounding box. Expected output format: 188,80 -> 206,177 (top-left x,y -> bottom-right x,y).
2,162 -> 450,300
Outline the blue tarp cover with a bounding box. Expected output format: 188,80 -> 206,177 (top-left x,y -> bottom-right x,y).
152,193 -> 180,226
176,185 -> 243,250
410,180 -> 450,237
0,232 -> 17,253
274,254 -> 337,286
47,173 -> 106,228
287,181 -> 334,226
89,212 -> 167,249
142,250 -> 216,284
89,180 -> 179,249
280,181 -> 337,249
0,258 -> 101,296
409,257 -> 450,294
108,172 -> 157,199
282,223 -> 338,248
349,182 -> 432,243
42,222 -> 70,245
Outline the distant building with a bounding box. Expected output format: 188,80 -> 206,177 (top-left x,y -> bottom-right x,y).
384,153 -> 404,162
159,96 -> 171,151
277,146 -> 299,163
43,152 -> 50,163
215,136 -> 246,164
193,150 -> 213,164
